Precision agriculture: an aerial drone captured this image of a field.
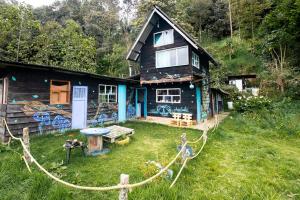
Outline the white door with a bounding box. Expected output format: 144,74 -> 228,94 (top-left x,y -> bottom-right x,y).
72,86 -> 88,129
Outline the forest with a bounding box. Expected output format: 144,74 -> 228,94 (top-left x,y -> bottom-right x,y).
0,0 -> 299,97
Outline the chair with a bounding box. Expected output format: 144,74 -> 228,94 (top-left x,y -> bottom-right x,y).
170,113 -> 182,126
180,113 -> 193,127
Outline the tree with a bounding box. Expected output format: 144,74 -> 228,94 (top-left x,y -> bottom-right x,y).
60,20 -> 97,73
0,2 -> 39,62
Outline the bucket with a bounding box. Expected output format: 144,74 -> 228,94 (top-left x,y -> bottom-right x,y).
227,101 -> 233,110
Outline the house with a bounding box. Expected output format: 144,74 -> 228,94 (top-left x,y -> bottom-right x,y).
127,6 -> 221,122
227,74 -> 259,96
0,60 -> 137,142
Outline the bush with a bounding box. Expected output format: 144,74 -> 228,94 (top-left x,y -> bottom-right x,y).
234,96 -> 272,112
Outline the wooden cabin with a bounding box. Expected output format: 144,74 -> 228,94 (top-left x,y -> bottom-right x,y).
127,6 -> 222,122
0,60 -> 137,142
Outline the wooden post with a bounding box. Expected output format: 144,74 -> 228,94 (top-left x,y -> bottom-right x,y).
23,127 -> 31,163
119,174 -> 129,200
181,133 -> 187,163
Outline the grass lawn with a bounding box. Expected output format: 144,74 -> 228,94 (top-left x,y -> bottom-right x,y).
1,103 -> 300,199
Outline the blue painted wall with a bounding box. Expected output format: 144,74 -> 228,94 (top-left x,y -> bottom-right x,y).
118,85 -> 127,122
196,86 -> 202,123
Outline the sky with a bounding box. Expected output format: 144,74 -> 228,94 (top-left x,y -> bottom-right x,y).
17,0 -> 56,7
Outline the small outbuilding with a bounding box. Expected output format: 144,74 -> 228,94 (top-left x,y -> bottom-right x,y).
0,60 -> 137,142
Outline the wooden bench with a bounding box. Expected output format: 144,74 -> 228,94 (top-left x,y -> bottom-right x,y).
170,113 -> 182,126
180,113 -> 193,127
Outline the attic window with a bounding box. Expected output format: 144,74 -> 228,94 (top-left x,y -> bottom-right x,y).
154,29 -> 174,47
192,51 -> 200,68
50,80 -> 70,104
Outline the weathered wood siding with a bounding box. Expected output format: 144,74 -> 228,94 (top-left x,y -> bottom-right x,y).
3,68 -> 121,138
140,13 -> 193,83
0,104 -> 6,142
146,83 -> 197,119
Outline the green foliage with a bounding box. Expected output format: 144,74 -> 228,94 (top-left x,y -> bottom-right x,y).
234,96 -> 272,112
236,99 -> 300,136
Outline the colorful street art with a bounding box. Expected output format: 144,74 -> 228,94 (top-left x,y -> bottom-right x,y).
126,87 -> 136,119
52,115 -> 71,131
32,112 -> 71,133
148,105 -> 190,117
32,112 -> 51,134
127,104 -> 136,119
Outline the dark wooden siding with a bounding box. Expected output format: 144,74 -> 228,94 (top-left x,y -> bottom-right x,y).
0,104 -> 6,142
3,68 -> 122,138
140,13 -> 193,82
146,83 -> 197,119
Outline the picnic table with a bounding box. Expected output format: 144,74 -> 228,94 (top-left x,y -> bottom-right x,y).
80,128 -> 110,156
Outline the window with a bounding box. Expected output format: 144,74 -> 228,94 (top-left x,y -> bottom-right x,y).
50,80 -> 70,104
154,29 -> 174,47
156,46 -> 188,68
156,88 -> 181,103
0,78 -> 8,104
98,84 -> 117,103
192,51 -> 200,68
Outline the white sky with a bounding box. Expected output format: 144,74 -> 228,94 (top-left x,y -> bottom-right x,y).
17,0 -> 57,8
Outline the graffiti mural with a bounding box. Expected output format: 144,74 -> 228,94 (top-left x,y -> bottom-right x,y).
127,104 -> 136,119
52,115 -> 71,131
126,87 -> 136,119
148,105 -> 190,117
32,112 -> 51,134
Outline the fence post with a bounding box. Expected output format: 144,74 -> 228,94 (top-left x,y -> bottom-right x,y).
23,127 -> 31,163
119,174 -> 129,200
181,133 -> 187,163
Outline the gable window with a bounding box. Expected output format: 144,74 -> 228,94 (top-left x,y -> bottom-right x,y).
156,88 -> 181,103
50,80 -> 70,104
156,46 -> 188,68
154,29 -> 174,47
99,84 -> 117,103
192,51 -> 200,68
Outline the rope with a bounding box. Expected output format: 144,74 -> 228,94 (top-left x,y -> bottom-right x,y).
3,118 -> 189,191
169,158 -> 188,188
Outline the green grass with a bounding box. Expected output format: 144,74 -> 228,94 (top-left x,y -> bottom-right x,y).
1,104 -> 300,199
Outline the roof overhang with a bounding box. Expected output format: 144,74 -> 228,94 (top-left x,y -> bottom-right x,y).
126,6 -> 218,66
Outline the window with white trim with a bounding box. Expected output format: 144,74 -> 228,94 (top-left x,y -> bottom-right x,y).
98,84 -> 117,103
156,46 -> 188,68
154,29 -> 174,47
192,51 -> 199,68
156,88 -> 181,103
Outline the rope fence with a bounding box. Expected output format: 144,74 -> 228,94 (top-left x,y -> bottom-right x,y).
2,114 -> 220,199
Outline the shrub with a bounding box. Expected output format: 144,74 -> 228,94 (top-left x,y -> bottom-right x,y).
235,96 -> 272,112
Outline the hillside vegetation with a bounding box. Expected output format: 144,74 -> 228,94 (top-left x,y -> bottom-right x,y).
0,0 -> 299,97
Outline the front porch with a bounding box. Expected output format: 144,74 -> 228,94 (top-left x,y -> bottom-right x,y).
138,112 -> 230,131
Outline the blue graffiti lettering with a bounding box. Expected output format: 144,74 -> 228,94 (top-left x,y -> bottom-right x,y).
32,112 -> 51,134
127,104 -> 136,119
52,115 -> 71,131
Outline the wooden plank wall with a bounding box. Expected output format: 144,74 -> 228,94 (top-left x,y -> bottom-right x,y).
0,104 -> 7,142
140,14 -> 193,82
3,68 -> 121,139
146,83 -> 197,119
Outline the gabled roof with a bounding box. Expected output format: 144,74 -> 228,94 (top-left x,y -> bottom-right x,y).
126,5 -> 218,66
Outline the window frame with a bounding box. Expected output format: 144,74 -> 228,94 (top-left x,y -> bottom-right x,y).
192,51 -> 200,68
98,84 -> 118,104
50,80 -> 71,105
156,88 -> 181,104
155,46 -> 189,68
153,29 -> 174,47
